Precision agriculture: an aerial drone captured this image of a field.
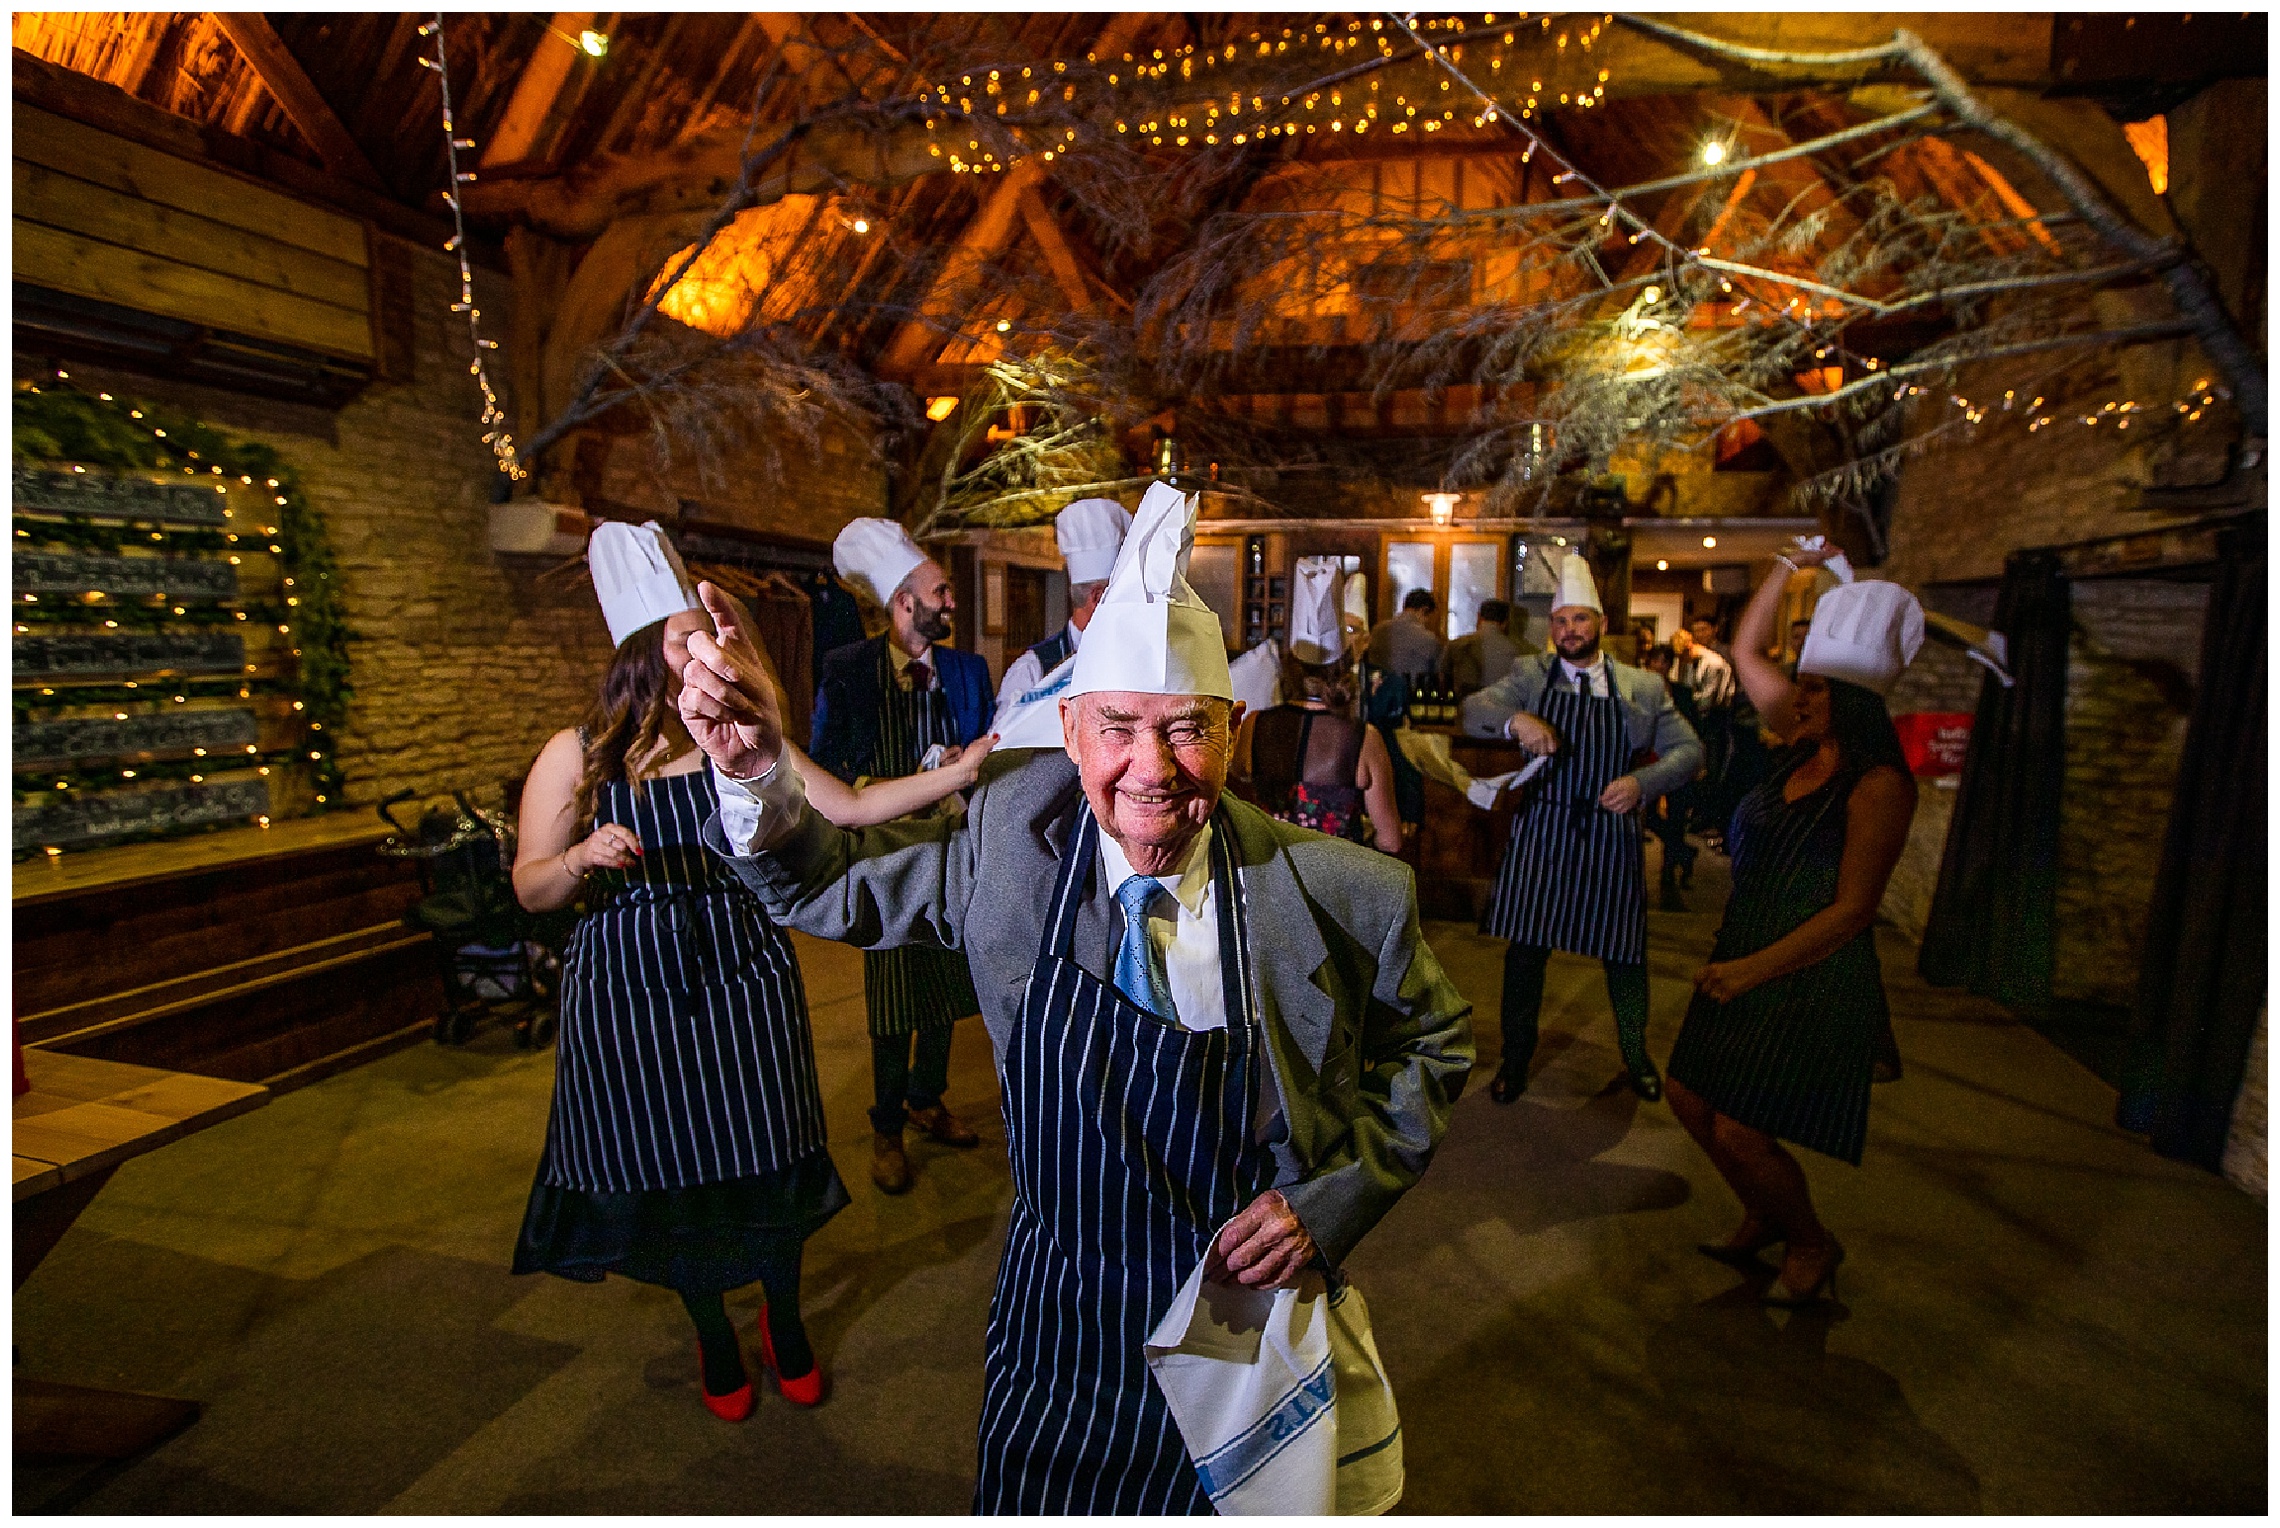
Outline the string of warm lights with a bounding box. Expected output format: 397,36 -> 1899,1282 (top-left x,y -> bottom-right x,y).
915,14 -> 1624,170
419,15 -> 525,481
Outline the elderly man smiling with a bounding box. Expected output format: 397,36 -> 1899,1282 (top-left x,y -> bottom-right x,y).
678,484 -> 1472,1515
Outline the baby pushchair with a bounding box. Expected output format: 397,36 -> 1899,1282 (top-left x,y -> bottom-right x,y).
376,789 -> 570,1048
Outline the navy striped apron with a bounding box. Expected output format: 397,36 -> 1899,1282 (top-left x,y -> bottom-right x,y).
1480,679 -> 1649,965
865,642 -> 981,1039
974,806 -> 1271,1515
542,769 -> 828,1192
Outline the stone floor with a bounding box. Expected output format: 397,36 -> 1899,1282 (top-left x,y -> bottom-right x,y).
14,848 -> 2267,1514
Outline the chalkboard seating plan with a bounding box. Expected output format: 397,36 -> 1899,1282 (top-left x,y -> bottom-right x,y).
14,453 -> 333,855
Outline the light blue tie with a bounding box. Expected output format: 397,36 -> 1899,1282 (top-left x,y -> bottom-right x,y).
1113,875 -> 1176,1021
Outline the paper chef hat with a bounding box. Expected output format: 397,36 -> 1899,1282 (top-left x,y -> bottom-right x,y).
1288,556 -> 1347,664
1065,481 -> 1233,700
832,517 -> 930,607
589,520 -> 701,649
1228,639 -> 1283,714
1553,553 -> 1603,615
1342,569 -> 1370,629
1799,578 -> 1925,695
1056,497 -> 1132,586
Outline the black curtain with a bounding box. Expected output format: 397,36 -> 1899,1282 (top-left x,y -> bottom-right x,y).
1918,550 -> 2071,1003
2116,525 -> 2266,1166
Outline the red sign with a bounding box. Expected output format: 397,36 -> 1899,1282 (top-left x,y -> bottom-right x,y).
1894,712 -> 1974,777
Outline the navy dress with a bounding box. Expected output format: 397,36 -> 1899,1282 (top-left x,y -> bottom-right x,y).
514,768 -> 848,1293
1666,750 -> 1889,1165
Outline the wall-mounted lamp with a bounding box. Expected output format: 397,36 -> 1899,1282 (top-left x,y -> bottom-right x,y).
1656,559 -> 1670,571
1422,491 -> 1460,527
1701,535 -> 1718,549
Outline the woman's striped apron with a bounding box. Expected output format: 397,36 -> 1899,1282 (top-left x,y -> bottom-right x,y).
973,806 -> 1271,1515
864,642 -> 982,1038
541,769 -> 828,1192
1479,679 -> 1649,965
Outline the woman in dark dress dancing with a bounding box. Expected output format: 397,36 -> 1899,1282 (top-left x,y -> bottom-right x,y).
1664,540 -> 1922,1306
510,523 -> 986,1420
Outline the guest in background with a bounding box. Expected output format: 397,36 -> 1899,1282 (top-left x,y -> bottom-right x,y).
811,519 -> 994,1196
509,521 -> 847,1421
1640,642 -> 1703,911
1788,616 -> 1815,666
1367,587 -> 1444,686
1690,615 -> 1732,664
1443,597 -> 1523,699
1674,621 -> 1738,845
1462,555 -> 1702,1103
991,497 -> 1131,721
1665,541 -> 1921,1307
1235,556 -> 1403,853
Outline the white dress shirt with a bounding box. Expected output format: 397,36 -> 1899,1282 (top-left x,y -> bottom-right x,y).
1557,653 -> 1612,697
713,761 -> 1226,1032
1098,822 -> 1224,1033
992,621 -> 1083,722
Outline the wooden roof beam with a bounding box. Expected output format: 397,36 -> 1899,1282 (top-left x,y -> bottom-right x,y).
210,13 -> 384,190
479,12 -> 597,168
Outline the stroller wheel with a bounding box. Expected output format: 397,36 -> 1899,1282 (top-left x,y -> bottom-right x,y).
528,1012 -> 558,1049
438,1007 -> 477,1046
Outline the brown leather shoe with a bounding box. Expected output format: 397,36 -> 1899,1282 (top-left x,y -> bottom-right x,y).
907,1102 -> 980,1148
870,1131 -> 912,1194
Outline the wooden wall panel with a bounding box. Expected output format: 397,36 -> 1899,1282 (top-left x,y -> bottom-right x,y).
12,101 -> 374,361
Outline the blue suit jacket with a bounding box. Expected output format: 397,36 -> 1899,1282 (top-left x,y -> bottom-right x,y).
808,634 -> 992,785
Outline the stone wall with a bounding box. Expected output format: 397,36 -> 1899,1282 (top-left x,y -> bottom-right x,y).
2052,577 -> 2208,1005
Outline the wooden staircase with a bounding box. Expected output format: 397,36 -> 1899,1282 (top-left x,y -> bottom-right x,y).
14,814 -> 449,1092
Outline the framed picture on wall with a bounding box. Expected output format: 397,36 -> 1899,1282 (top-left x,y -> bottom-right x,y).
983,564 -> 1007,634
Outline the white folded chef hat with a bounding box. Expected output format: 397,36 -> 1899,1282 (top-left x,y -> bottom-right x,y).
1056,497 -> 1132,586
832,517 -> 929,606
589,519 -> 700,648
1342,569 -> 1370,629
1553,553 -> 1603,615
1288,556 -> 1346,664
1065,481 -> 1233,700
1799,578 -> 1925,695
1228,638 -> 1283,713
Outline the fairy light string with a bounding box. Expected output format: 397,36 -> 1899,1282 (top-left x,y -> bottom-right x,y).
420,15 -> 525,481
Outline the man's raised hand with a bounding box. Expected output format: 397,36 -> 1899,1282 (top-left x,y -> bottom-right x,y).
680,580 -> 783,779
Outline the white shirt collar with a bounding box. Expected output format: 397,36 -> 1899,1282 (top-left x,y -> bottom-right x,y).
1066,620 -> 1084,651
1559,652 -> 1608,685
1096,820 -> 1213,918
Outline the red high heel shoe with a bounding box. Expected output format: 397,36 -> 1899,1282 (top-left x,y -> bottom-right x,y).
756,1305 -> 825,1407
697,1344 -> 754,1422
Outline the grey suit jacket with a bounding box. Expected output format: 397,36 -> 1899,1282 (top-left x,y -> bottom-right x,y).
1459,650 -> 1704,803
704,749 -> 1474,1267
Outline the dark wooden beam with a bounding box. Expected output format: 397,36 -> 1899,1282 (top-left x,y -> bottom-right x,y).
210,14 -> 385,190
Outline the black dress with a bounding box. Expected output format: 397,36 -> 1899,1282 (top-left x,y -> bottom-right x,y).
1665,749 -> 1889,1165
1249,704 -> 1369,842
513,769 -> 848,1294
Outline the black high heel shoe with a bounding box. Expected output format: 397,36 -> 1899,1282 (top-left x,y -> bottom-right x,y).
1696,1222 -> 1784,1269
1623,1060 -> 1663,1103
1763,1240 -> 1846,1307
1488,1068 -> 1525,1104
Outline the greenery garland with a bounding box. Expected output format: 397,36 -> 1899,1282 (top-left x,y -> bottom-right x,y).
12,382 -> 355,809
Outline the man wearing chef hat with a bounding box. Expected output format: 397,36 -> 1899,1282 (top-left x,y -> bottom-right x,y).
810,518 -> 995,1194
1460,553 -> 1702,1104
681,481 -> 1471,1514
991,495 -> 1133,723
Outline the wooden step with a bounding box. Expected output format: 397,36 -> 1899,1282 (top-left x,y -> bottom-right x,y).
18,922 -> 429,1048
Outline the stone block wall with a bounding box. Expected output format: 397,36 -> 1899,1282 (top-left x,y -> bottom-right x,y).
2052,578 -> 2208,1006
290,241 -> 619,811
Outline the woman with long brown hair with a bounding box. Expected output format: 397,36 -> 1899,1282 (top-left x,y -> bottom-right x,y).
510,523 -> 990,1422
1664,540 -> 1921,1306
1232,557 -> 1404,853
